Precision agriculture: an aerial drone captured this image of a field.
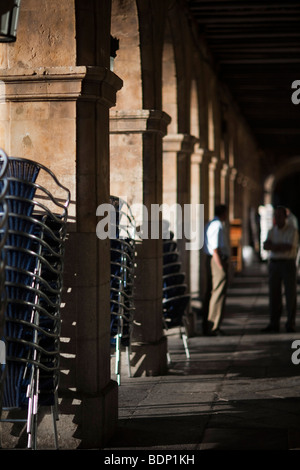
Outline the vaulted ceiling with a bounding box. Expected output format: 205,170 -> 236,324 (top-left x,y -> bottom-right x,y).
186,0 -> 300,175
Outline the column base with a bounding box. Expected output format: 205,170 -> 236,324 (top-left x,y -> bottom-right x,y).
129,336 -> 168,377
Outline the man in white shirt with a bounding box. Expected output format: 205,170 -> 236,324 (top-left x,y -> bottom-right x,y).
262,205 -> 299,333
202,204 -> 230,336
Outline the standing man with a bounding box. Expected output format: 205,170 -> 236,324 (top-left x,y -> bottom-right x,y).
202,204 -> 230,336
262,205 -> 299,333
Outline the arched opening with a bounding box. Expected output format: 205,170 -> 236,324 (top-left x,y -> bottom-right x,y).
273,172 -> 300,228
264,156 -> 300,227
261,157 -> 300,259
207,98 -> 215,153
162,27 -> 177,135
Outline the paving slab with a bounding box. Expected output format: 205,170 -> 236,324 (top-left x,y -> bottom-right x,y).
105,263 -> 300,451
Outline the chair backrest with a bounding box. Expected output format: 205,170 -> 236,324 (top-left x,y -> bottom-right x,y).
1,155 -> 69,411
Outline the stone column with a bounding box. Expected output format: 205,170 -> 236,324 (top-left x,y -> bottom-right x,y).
0,66 -> 122,449
220,163 -> 229,205
241,176 -> 251,247
208,155 -> 218,220
189,147 -> 203,334
198,149 -> 210,308
162,133 -> 197,335
229,167 -> 237,221
191,147 -> 210,308
176,138 -> 195,292
199,150 -> 210,225
190,149 -> 202,302
162,134 -> 179,237
71,67 -> 123,449
163,134 -> 196,282
110,109 -> 171,377
236,173 -> 244,220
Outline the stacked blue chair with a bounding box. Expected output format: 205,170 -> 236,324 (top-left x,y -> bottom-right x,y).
0,156 -> 70,449
162,230 -> 190,362
109,196 -> 136,385
0,150 -> 9,417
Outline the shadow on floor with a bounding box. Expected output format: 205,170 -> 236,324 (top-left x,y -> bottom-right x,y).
106,395 -> 300,450
105,262 -> 300,451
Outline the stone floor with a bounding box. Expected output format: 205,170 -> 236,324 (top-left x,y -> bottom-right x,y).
105,262 -> 300,451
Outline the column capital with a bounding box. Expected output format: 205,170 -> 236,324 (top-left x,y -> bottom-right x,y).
209,155 -> 219,170
191,146 -> 205,165
163,133 -> 198,154
229,167 -> 238,180
221,162 -> 229,176
110,109 -> 171,136
0,66 -> 123,107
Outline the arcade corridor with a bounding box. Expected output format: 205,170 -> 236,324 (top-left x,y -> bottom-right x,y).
0,0 -> 300,449
105,261 -> 300,451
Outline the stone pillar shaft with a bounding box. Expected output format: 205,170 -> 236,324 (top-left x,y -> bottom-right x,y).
190,150 -> 202,299
0,66 -> 122,449
110,109 -> 171,376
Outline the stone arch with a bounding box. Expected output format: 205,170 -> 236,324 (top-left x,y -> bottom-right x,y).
162,19 -> 177,135
136,0 -> 169,110
193,56 -> 209,150
167,3 -> 193,134
204,62 -> 221,154
264,156 -> 300,205
190,78 -> 200,139
75,0 -> 110,67
110,0 -> 142,110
